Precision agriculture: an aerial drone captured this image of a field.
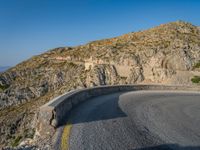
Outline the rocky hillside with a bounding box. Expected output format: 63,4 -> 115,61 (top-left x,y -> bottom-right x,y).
0,21 -> 200,148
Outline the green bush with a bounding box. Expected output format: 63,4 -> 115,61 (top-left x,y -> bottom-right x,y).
191,76 -> 200,83
11,136 -> 22,147
0,84 -> 9,91
193,61 -> 200,69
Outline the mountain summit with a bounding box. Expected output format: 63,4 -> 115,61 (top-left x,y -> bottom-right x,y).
0,21 -> 200,147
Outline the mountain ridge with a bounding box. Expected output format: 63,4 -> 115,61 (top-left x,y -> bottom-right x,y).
0,20 -> 200,148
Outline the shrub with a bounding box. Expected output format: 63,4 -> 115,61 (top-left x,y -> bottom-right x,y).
0,84 -> 9,91
191,76 -> 200,83
11,136 -> 22,147
193,61 -> 200,69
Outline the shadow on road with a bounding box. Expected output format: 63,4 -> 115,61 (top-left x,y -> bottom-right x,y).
60,92 -> 127,126
132,144 -> 200,150
58,92 -> 200,150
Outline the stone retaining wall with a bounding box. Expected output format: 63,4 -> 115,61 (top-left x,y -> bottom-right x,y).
36,84 -> 200,137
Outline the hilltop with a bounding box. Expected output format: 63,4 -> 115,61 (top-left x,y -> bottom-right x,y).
0,21 -> 200,148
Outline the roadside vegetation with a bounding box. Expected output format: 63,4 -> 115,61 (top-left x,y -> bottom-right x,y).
11,136 -> 22,147
191,76 -> 200,84
193,61 -> 200,69
0,84 -> 9,91
191,61 -> 200,84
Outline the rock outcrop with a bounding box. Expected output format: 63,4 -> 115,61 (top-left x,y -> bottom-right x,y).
0,21 -> 200,148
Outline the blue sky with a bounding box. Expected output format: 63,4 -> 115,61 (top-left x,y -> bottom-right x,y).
0,0 -> 200,66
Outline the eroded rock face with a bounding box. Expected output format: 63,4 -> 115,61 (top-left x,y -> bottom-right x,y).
0,21 -> 200,148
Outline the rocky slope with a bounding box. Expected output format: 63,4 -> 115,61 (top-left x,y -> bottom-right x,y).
0,21 -> 200,148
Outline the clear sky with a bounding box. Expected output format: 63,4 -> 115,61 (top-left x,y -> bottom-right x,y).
0,0 -> 200,66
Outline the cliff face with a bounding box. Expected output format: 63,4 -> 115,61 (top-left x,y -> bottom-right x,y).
0,21 -> 200,147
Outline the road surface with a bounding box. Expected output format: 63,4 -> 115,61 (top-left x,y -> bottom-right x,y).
57,91 -> 200,150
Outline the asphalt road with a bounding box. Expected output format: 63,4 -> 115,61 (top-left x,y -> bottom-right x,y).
59,91 -> 200,150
